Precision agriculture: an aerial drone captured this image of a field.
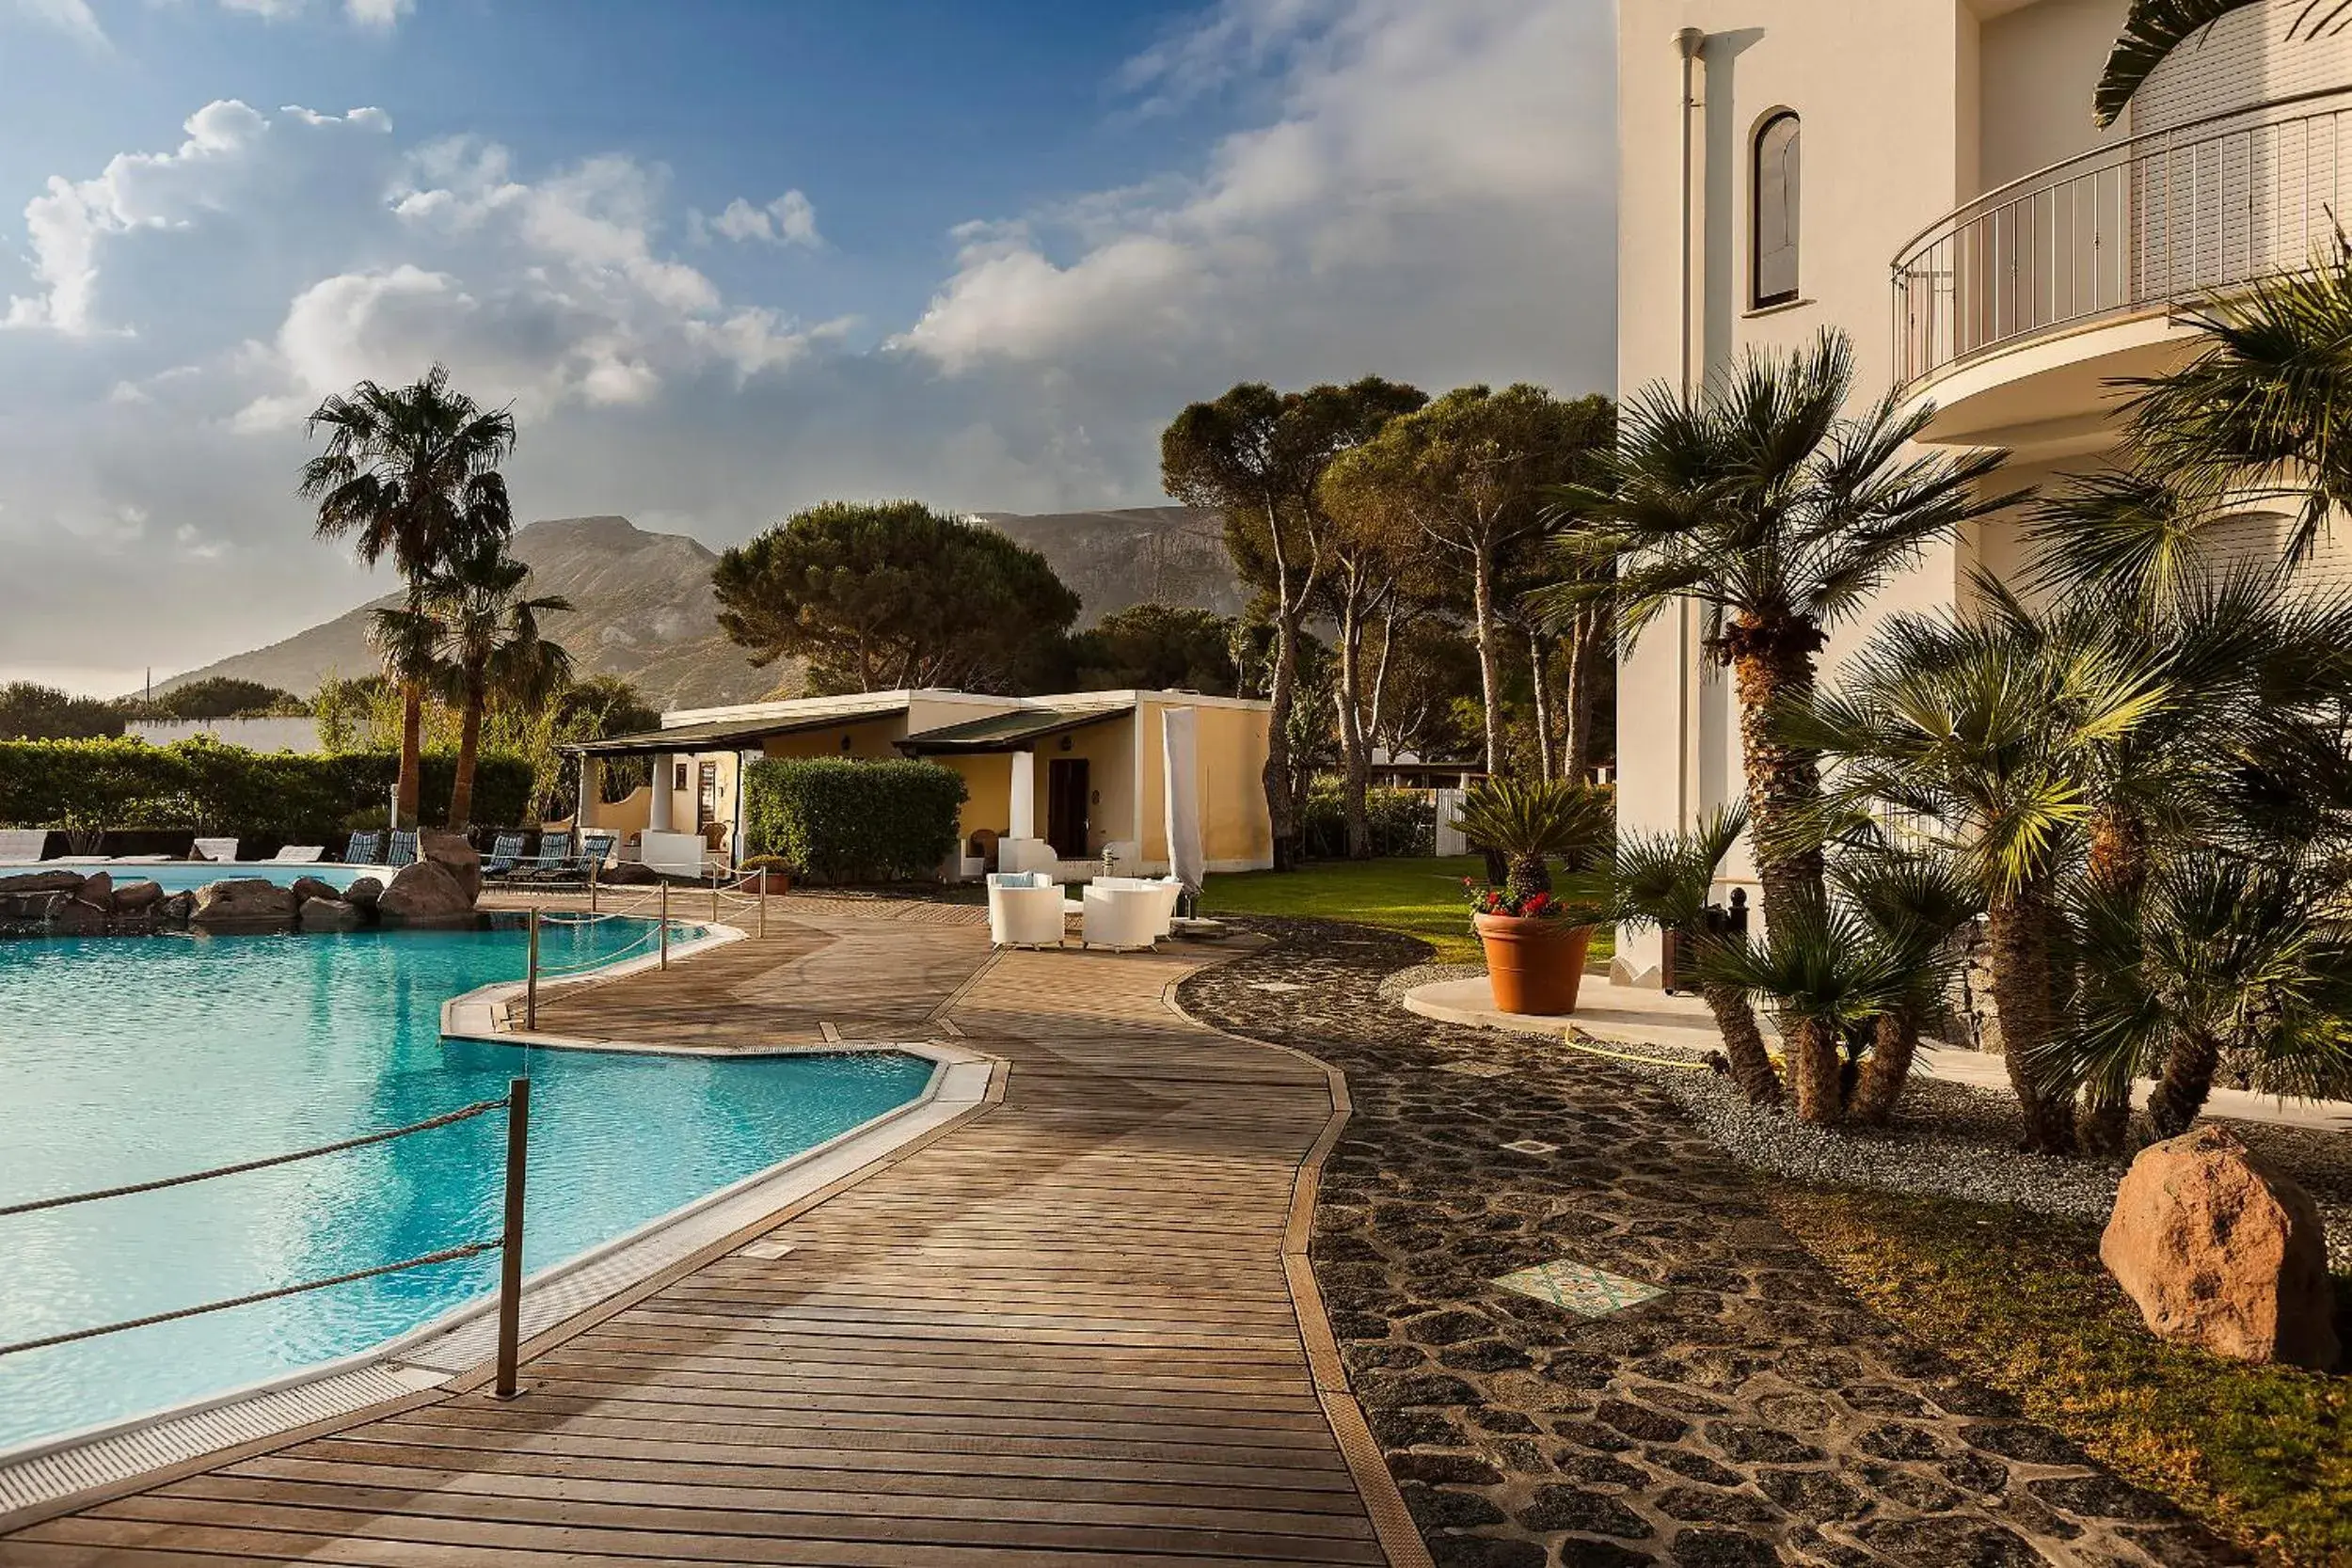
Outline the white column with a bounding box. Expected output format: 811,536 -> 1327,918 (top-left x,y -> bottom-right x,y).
649,753 -> 674,832
1008,750 -> 1036,840
579,756 -> 600,828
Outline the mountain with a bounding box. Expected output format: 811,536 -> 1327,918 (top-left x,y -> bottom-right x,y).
160,508 -> 1243,712
158,516 -> 778,712
973,507 -> 1245,621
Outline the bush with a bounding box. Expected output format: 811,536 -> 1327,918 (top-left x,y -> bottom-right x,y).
741,757 -> 966,884
1300,784 -> 1438,860
0,738 -> 532,839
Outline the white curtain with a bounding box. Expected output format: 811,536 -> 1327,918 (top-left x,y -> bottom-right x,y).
1162,706 -> 1205,896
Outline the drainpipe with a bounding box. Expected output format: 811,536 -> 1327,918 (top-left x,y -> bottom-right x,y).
1675,24 -> 1706,832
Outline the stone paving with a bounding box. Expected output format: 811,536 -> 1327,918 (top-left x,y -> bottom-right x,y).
1177,918 -> 2235,1568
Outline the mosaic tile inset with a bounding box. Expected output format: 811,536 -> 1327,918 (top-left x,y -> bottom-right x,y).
1493,1259 -> 1666,1318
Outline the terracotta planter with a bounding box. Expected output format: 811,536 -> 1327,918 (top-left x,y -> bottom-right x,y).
1474,913 -> 1594,1016
748,868 -> 792,895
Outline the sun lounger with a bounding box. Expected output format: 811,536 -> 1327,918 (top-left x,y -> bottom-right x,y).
272,846 -> 326,863
192,837 -> 240,863
386,831 -> 420,867
481,833 -> 527,879
509,832 -> 574,882
342,831 -> 383,865
0,829 -> 50,863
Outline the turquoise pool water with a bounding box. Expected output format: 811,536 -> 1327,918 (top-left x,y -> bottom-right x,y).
0,921 -> 933,1450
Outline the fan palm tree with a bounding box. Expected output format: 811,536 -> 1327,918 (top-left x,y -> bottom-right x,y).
1610,804 -> 1782,1107
1833,850 -> 1983,1126
1558,329 -> 2021,929
1696,896 -> 1916,1127
2114,251 -> 2352,573
301,366 -> 518,829
412,536 -> 574,828
1778,603 -> 2172,1153
1454,776 -> 1613,900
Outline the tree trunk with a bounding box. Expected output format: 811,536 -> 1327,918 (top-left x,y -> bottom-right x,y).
2146,1028 -> 2222,1139
1365,611 -> 1397,756
1528,630 -> 1553,778
1337,586 -> 1373,859
1562,611 -> 1598,784
396,679 -> 424,830
1470,546 -> 1503,775
1851,1011 -> 1916,1125
449,670 -> 485,828
1789,1017 -> 1845,1126
2076,1086 -> 2133,1154
1725,620 -> 1826,929
1985,887 -> 2077,1154
1702,980 -> 1783,1106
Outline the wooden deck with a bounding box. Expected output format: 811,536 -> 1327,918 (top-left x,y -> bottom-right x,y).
0,897 -> 1414,1567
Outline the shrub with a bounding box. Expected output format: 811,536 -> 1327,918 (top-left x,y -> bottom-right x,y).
741,757 -> 966,883
0,737 -> 531,839
1299,785 -> 1438,860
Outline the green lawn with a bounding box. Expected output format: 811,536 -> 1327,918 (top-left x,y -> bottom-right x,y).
1201,854 -> 1613,968
1773,1186 -> 2352,1566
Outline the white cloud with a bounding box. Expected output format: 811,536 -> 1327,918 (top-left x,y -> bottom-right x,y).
10,0 -> 106,47
214,0 -> 411,26
0,0 -> 1614,692
695,191 -> 821,249
900,0 -> 1612,381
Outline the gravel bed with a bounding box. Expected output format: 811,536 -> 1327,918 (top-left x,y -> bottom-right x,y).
1376,959 -> 1486,1001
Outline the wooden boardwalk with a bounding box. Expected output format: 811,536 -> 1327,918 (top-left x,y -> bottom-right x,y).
0,898 -> 1411,1566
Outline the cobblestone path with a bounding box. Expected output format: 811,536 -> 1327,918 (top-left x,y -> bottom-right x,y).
1177,919 -> 2233,1568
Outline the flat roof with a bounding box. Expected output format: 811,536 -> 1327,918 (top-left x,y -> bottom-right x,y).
898,699 -> 1135,755
564,694 -> 913,757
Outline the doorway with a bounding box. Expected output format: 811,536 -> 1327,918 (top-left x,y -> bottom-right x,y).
1045,758 -> 1090,859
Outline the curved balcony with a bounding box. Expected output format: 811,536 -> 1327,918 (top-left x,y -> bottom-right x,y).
1893,86 -> 2352,390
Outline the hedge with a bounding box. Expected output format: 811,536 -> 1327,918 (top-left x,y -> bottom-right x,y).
742,757 -> 967,884
1301,784 -> 1438,860
0,738 -> 533,839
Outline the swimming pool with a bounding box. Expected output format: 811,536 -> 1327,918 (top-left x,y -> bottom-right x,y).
4,862 -> 373,894
0,921 -> 934,1450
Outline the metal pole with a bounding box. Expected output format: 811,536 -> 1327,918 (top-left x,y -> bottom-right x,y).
494,1076 -> 530,1399
758,879 -> 767,940
660,881 -> 670,970
712,874 -> 721,924
587,860 -> 597,916
524,908 -> 540,1032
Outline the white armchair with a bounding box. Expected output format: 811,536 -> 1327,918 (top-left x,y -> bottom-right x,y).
987,873 -> 1066,949
1090,876 -> 1184,939
1081,884 -> 1163,952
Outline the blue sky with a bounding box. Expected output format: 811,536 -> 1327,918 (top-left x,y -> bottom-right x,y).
0,0 -> 1615,692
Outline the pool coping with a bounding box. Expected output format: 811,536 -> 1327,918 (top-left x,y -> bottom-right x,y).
0,916 -> 1007,1521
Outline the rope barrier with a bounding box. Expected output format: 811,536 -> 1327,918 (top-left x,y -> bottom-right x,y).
1558,1033 -> 1720,1073
0,1239 -> 501,1358
532,922 -> 670,976
0,1097 -> 509,1218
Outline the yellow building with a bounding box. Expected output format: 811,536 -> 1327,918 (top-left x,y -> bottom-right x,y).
568,688 -> 1274,879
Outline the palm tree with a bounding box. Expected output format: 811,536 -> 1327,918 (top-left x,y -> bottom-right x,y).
1453,776 -> 1613,900
301,366 -> 518,830
412,536 -> 573,828
1832,850 -> 1982,1126
1610,804 -> 1782,1107
1562,329 -> 2021,929
1778,601 -> 2172,1153
1697,896 -> 1916,1127
2115,251 -> 2352,572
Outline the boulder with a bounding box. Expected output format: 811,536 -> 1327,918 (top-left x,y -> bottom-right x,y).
113,879 -> 164,913
0,869 -> 84,896
189,878 -> 300,931
376,859 -> 475,926
289,875 -> 343,906
69,870 -> 113,914
419,831 -> 483,905
298,895 -> 363,932
599,860 -> 661,886
342,876 -> 384,910
159,891 -> 195,926
2102,1125 -> 2340,1370
49,897 -> 106,934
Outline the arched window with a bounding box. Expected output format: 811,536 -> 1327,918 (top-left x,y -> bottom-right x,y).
1753,112 -> 1800,308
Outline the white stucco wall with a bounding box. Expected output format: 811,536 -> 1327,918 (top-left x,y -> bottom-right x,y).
127,717 -> 322,752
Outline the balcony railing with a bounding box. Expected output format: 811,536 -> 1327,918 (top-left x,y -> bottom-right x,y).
1893,86 -> 2352,387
